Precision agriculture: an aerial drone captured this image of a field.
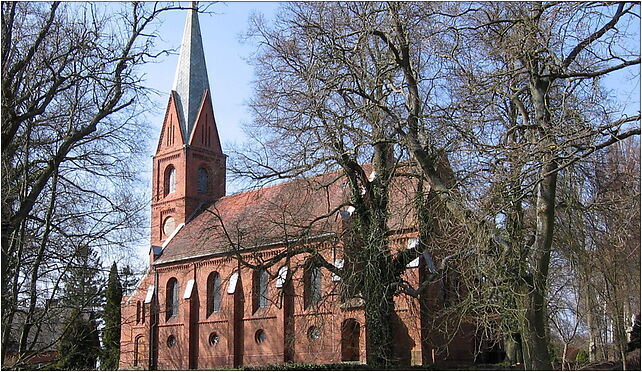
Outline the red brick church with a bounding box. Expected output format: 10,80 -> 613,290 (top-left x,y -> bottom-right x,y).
119,7 -> 480,370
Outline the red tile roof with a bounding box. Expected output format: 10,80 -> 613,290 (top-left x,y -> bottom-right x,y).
155,166 -> 420,264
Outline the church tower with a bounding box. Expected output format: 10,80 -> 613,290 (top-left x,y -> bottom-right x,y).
150,4 -> 225,253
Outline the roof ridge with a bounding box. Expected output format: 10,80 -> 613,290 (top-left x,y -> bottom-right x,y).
218,167 -> 347,201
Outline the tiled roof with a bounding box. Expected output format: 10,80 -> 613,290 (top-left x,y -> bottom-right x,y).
155,166 -> 420,264
6,305 -> 68,353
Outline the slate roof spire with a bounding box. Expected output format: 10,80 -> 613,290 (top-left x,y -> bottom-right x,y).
172,1 -> 210,141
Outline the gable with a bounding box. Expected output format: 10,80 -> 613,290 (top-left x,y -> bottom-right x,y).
187,89 -> 222,153
156,92 -> 186,153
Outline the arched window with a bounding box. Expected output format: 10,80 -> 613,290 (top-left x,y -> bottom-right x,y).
134,335 -> 147,367
166,278 -> 179,320
252,268 -> 269,312
198,168 -> 208,194
227,271 -> 239,294
304,264 -> 322,309
165,166 -> 176,195
136,301 -> 141,324
207,271 -> 222,316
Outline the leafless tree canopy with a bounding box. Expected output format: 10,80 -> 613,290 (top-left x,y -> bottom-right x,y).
231,2 -> 639,369
1,2 -> 192,368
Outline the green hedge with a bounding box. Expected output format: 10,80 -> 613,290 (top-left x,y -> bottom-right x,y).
242,363 -> 373,371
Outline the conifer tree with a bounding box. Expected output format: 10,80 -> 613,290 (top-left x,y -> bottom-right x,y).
55,245 -> 103,369
119,265 -> 139,296
61,245 -> 103,310
101,263 -> 123,370
56,310 -> 101,370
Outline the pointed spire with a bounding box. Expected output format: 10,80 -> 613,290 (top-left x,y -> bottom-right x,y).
172,2 -> 210,141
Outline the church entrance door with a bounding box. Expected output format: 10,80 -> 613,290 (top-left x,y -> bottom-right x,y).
341,319 -> 360,362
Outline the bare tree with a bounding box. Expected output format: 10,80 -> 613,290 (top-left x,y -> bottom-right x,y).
543,136 -> 640,371
1,2 -> 190,368
236,3 -> 640,369
233,2 -> 473,366
438,3 -> 640,369
547,252 -> 584,370
585,140 -> 640,367
236,2 -> 639,369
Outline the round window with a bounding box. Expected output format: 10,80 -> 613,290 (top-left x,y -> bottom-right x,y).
163,216 -> 176,236
307,326 -> 321,340
209,332 -> 219,346
255,329 -> 267,344
167,335 -> 177,347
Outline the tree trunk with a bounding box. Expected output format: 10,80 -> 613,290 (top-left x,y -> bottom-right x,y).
612,301 -> 628,370
18,168 -> 59,358
515,70 -> 556,370
359,212 -> 397,367
582,265 -> 603,363
504,333 -> 523,365
364,285 -> 396,367
520,286 -> 552,370
520,160 -> 557,370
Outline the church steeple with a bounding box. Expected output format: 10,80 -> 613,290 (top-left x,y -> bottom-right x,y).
172,2 -> 212,141
150,3 -> 226,253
